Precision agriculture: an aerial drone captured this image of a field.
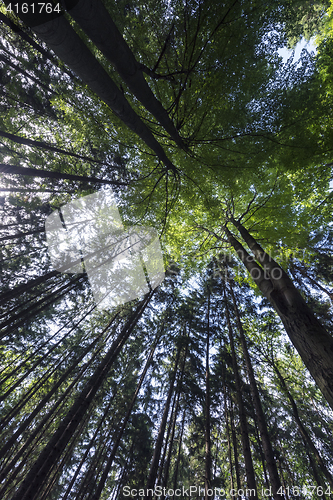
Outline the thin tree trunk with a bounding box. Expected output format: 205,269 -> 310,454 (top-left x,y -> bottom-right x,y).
38,409 -> 92,500
228,279 -> 283,499
0,278 -> 60,322
161,389 -> 181,492
3,5 -> 178,175
276,458 -> 288,500
0,129 -> 104,164
224,223 -> 333,411
161,335 -> 188,495
157,389 -> 178,487
253,417 -> 270,494
270,359 -> 333,489
0,227 -> 44,242
224,285 -> 258,499
172,409 -> 186,498
10,290 -> 154,500
0,275 -> 83,339
205,289 -> 212,499
145,343 -> 182,494
0,311 -> 119,468
61,391 -> 116,500
291,261 -> 333,301
305,447 -> 328,500
66,0 -> 187,150
229,394 -> 241,498
0,303 -> 94,385
0,352 -> 107,496
0,163 -> 126,186
222,379 -> 235,492
91,332 -> 162,499
0,12 -> 55,61
0,270 -> 58,304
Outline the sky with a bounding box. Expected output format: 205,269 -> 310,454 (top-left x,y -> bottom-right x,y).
277,37 -> 317,63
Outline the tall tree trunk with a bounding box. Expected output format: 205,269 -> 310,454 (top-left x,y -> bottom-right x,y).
0,12 -> 55,61
252,417 -> 270,494
3,5 -> 178,175
270,359 -> 333,489
222,377 -> 235,492
0,227 -> 44,242
228,280 -> 283,499
157,389 -> 178,487
290,261 -> 333,301
48,389 -> 117,499
224,223 -> 333,411
0,163 -> 126,186
0,53 -> 53,92
305,447 -> 328,500
205,289 -> 212,499
0,354 -> 105,496
0,311 -> 119,469
0,129 -> 103,164
38,409 -> 92,500
161,335 -> 188,495
229,393 -> 242,498
0,276 -> 83,340
65,0 -> 187,150
145,343 -> 182,494
161,389 -> 181,493
224,284 -> 258,499
0,270 -> 58,304
90,332 -> 162,499
172,409 -> 186,498
0,303 -> 94,385
10,290 -> 153,500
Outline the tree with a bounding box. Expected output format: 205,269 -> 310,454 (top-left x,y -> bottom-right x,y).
1,0 -> 333,497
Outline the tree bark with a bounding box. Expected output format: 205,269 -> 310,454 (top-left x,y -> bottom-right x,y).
65,0 -> 187,150
0,227 -> 44,243
91,332 -> 162,499
172,409 -> 185,498
0,310 -> 118,469
0,129 -> 104,164
223,285 -> 258,499
222,376 -> 235,492
0,12 -> 55,61
145,343 -> 182,494
157,389 -> 178,487
205,289 -> 212,499
271,359 -> 333,489
228,280 -> 283,499
0,163 -> 126,186
3,4 -> 178,175
161,335 -> 188,495
290,260 -> 333,301
10,290 -> 154,500
229,393 -> 241,497
225,223 -> 333,411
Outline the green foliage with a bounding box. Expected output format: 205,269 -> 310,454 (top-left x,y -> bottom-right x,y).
1,0 -> 333,497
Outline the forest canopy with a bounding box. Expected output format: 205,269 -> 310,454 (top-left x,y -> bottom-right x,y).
1,0 -> 333,499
